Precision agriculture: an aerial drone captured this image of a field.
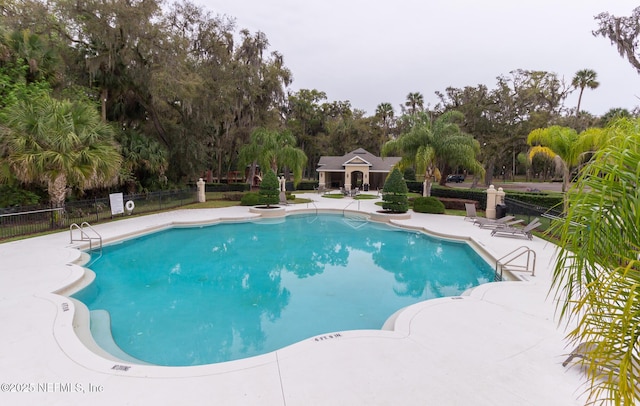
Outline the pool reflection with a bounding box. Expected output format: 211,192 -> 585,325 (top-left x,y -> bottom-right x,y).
74,214 -> 494,366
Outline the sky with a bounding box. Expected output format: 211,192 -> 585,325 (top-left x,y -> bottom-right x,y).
196,0 -> 640,117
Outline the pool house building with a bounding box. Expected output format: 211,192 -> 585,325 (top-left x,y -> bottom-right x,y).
317,148 -> 401,192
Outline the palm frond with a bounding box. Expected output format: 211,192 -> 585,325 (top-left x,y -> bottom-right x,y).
528,145 -> 556,161
553,118 -> 640,404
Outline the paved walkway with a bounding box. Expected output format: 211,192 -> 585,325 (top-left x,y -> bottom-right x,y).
0,193 -> 590,405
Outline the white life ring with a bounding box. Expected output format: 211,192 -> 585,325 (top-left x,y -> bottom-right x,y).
125,200 -> 135,211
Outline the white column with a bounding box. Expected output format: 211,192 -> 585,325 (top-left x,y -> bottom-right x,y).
485,185 -> 498,219
497,187 -> 505,205
197,178 -> 206,203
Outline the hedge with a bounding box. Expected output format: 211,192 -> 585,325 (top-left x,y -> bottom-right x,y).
406,183 -> 562,211
436,197 -> 479,211
506,191 -> 563,209
240,192 -> 261,206
295,180 -> 318,191
430,186 -> 488,208
406,181 -> 423,194
204,183 -> 250,192
413,197 -> 445,214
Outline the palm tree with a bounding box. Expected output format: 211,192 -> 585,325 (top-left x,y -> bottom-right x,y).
527,125 -> 603,193
600,107 -> 631,127
1,94 -> 122,207
572,69 -> 599,116
551,117 -> 640,405
404,92 -> 424,116
6,29 -> 60,84
375,102 -> 394,139
238,127 -> 307,186
382,111 -> 483,197
118,129 -> 168,192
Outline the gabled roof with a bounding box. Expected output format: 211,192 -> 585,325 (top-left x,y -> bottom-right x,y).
343,155 -> 372,166
317,148 -> 401,172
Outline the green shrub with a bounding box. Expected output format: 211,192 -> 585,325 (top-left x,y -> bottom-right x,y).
295,180 -> 318,190
0,185 -> 42,207
435,197 -> 478,211
430,185 -> 487,207
382,168 -> 409,213
259,169 -> 280,207
403,168 -> 416,181
413,197 -> 445,214
406,180 -> 423,194
223,193 -> 244,201
429,186 -> 563,211
240,192 -> 261,206
204,183 -> 250,192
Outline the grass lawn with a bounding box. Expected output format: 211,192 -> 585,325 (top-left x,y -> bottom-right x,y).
185,192 -> 312,209
186,200 -> 240,209
354,193 -> 379,200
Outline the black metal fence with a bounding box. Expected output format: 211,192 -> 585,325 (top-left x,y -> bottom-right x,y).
505,196 -> 562,218
504,196 -> 564,236
0,188 -> 197,240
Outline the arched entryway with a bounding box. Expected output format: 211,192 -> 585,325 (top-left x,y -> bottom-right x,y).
350,170 -> 364,190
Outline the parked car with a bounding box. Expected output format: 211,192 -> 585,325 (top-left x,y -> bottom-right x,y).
446,174 -> 465,183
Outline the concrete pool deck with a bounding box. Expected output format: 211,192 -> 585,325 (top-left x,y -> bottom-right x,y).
0,193 -> 591,405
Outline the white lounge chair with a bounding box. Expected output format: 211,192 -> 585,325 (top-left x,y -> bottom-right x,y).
563,342 -> 599,367
474,216 -> 524,229
464,203 -> 478,222
563,341 -> 640,389
490,218 -> 541,240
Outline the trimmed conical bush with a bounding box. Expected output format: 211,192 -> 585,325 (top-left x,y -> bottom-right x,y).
259,169 -> 280,207
382,168 -> 409,213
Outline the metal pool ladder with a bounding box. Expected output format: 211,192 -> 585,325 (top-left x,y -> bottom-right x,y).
495,246 -> 536,281
70,222 -> 103,253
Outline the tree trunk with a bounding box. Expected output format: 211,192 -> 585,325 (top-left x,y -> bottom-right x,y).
423,164 -> 435,197
423,179 -> 432,197
139,99 -> 170,147
562,164 -> 570,211
470,175 -> 479,189
101,88 -> 108,122
48,173 -> 67,208
562,164 -> 570,193
439,172 -> 448,186
216,148 -> 223,183
248,161 -> 257,189
484,158 -> 495,186
576,88 -> 584,116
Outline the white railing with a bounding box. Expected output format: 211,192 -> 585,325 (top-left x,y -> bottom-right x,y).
70,222 -> 102,253
342,200 -> 361,213
495,245 -> 536,280
306,201 -> 318,214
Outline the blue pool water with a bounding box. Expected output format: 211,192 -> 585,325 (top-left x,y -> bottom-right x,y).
73,214 -> 495,366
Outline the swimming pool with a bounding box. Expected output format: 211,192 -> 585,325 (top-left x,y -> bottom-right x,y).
73,213 -> 495,366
